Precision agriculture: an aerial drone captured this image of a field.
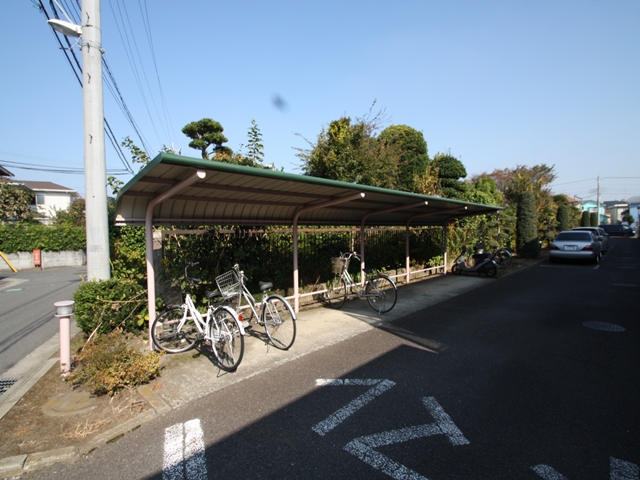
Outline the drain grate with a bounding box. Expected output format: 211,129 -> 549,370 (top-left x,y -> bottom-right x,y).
583,321 -> 626,333
0,378 -> 19,396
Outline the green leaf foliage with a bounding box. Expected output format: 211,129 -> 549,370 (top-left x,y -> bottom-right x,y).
73,279 -> 148,335
516,191 -> 540,258
378,125 -> 429,192
0,223 -> 85,252
556,203 -> 570,232
182,118 -> 232,160
0,183 -> 34,222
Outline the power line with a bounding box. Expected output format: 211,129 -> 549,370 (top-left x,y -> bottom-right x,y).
0,159 -> 130,175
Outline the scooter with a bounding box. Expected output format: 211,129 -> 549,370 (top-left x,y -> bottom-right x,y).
451,245 -> 498,277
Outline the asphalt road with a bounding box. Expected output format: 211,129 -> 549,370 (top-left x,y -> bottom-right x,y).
31,238 -> 639,479
0,267 -> 85,376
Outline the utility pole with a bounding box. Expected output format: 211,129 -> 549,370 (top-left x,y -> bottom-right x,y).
81,0 -> 111,280
47,0 -> 110,281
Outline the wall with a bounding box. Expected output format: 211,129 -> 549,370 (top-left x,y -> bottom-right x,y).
0,250 -> 86,272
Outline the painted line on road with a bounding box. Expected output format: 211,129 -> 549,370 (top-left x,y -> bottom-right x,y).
344,396 -> 469,479
533,458 -> 638,480
313,379 -> 396,436
163,419 -> 207,480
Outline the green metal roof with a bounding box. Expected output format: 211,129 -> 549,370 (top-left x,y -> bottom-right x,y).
115,153 -> 501,227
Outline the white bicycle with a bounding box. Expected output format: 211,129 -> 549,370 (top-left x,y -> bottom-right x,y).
215,264 -> 296,350
151,262 -> 245,372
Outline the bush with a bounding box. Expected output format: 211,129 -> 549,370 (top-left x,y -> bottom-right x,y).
73,278 -> 148,335
516,191 -> 540,258
0,223 -> 85,253
68,330 -> 162,396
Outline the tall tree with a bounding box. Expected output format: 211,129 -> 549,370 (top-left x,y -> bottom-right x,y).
297,111 -> 400,188
182,118 -> 233,160
243,119 -> 265,167
378,125 -> 429,192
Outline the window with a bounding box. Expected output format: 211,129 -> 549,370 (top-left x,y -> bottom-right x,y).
36,194 -> 45,205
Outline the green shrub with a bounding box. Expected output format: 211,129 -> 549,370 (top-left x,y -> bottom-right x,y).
0,223 -> 85,253
73,279 -> 148,335
516,191 -> 540,258
68,330 -> 162,396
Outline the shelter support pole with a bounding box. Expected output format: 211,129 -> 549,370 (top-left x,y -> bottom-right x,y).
359,201 -> 429,285
145,169 -> 206,350
405,226 -> 411,284
442,223 -> 448,274
292,193 -> 365,313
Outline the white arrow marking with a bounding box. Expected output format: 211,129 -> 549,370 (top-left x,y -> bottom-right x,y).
163,419 -> 207,480
533,458 -> 639,480
312,378 -> 396,436
344,396 -> 469,479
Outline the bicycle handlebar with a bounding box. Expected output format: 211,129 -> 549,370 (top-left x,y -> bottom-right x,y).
340,251 -> 361,261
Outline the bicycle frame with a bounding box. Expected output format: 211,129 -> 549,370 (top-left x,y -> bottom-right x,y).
338,253 -> 374,299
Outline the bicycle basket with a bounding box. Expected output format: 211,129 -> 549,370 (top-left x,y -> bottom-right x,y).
331,257 -> 349,274
215,270 -> 241,300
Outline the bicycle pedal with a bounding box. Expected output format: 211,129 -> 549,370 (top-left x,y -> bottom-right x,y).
241,321 -> 251,329
196,333 -> 205,341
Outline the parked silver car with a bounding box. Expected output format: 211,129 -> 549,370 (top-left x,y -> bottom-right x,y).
549,230 -> 602,264
572,227 -> 608,253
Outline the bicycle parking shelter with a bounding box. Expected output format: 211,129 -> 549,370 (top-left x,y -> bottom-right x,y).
114,153 -> 501,346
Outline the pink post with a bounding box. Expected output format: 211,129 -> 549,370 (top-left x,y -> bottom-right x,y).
54,301 -> 75,374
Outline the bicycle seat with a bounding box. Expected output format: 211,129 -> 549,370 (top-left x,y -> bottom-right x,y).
363,268 -> 373,274
259,281 -> 273,292
205,290 -> 222,300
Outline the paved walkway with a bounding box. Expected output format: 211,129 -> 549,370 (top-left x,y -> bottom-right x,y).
0,273 -> 492,477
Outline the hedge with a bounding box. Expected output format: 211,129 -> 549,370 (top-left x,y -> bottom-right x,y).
0,223 -> 86,253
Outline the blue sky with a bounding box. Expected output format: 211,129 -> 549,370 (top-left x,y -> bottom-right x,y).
1,1 -> 639,202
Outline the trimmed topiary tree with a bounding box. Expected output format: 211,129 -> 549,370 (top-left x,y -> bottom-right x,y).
556,203 -> 570,232
516,191 -> 540,258
580,211 -> 590,227
590,212 -> 598,227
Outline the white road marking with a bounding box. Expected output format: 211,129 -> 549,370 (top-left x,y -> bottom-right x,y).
531,465 -> 568,480
163,419 -> 207,480
611,457 -> 640,480
312,378 -> 396,436
532,458 -> 638,480
344,396 -> 469,479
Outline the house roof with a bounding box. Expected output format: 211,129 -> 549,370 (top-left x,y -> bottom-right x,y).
0,165 -> 14,177
115,153 -> 501,227
6,180 -> 80,196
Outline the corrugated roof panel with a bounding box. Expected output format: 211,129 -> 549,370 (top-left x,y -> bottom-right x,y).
115,153 -> 501,227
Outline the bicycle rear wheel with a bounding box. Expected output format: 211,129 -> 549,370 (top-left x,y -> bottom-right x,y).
365,274 -> 397,314
326,275 -> 347,309
262,295 -> 296,350
209,306 -> 244,371
495,248 -> 512,268
151,307 -> 199,353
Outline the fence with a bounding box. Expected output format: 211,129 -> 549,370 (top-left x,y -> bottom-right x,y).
159,226 -> 445,307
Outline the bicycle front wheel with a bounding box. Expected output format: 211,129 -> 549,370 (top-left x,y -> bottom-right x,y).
326,275 -> 347,309
262,295 -> 296,350
151,307 -> 199,353
209,306 -> 244,371
365,275 -> 397,314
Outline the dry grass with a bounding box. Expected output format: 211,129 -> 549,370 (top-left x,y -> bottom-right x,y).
61,418 -> 113,439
